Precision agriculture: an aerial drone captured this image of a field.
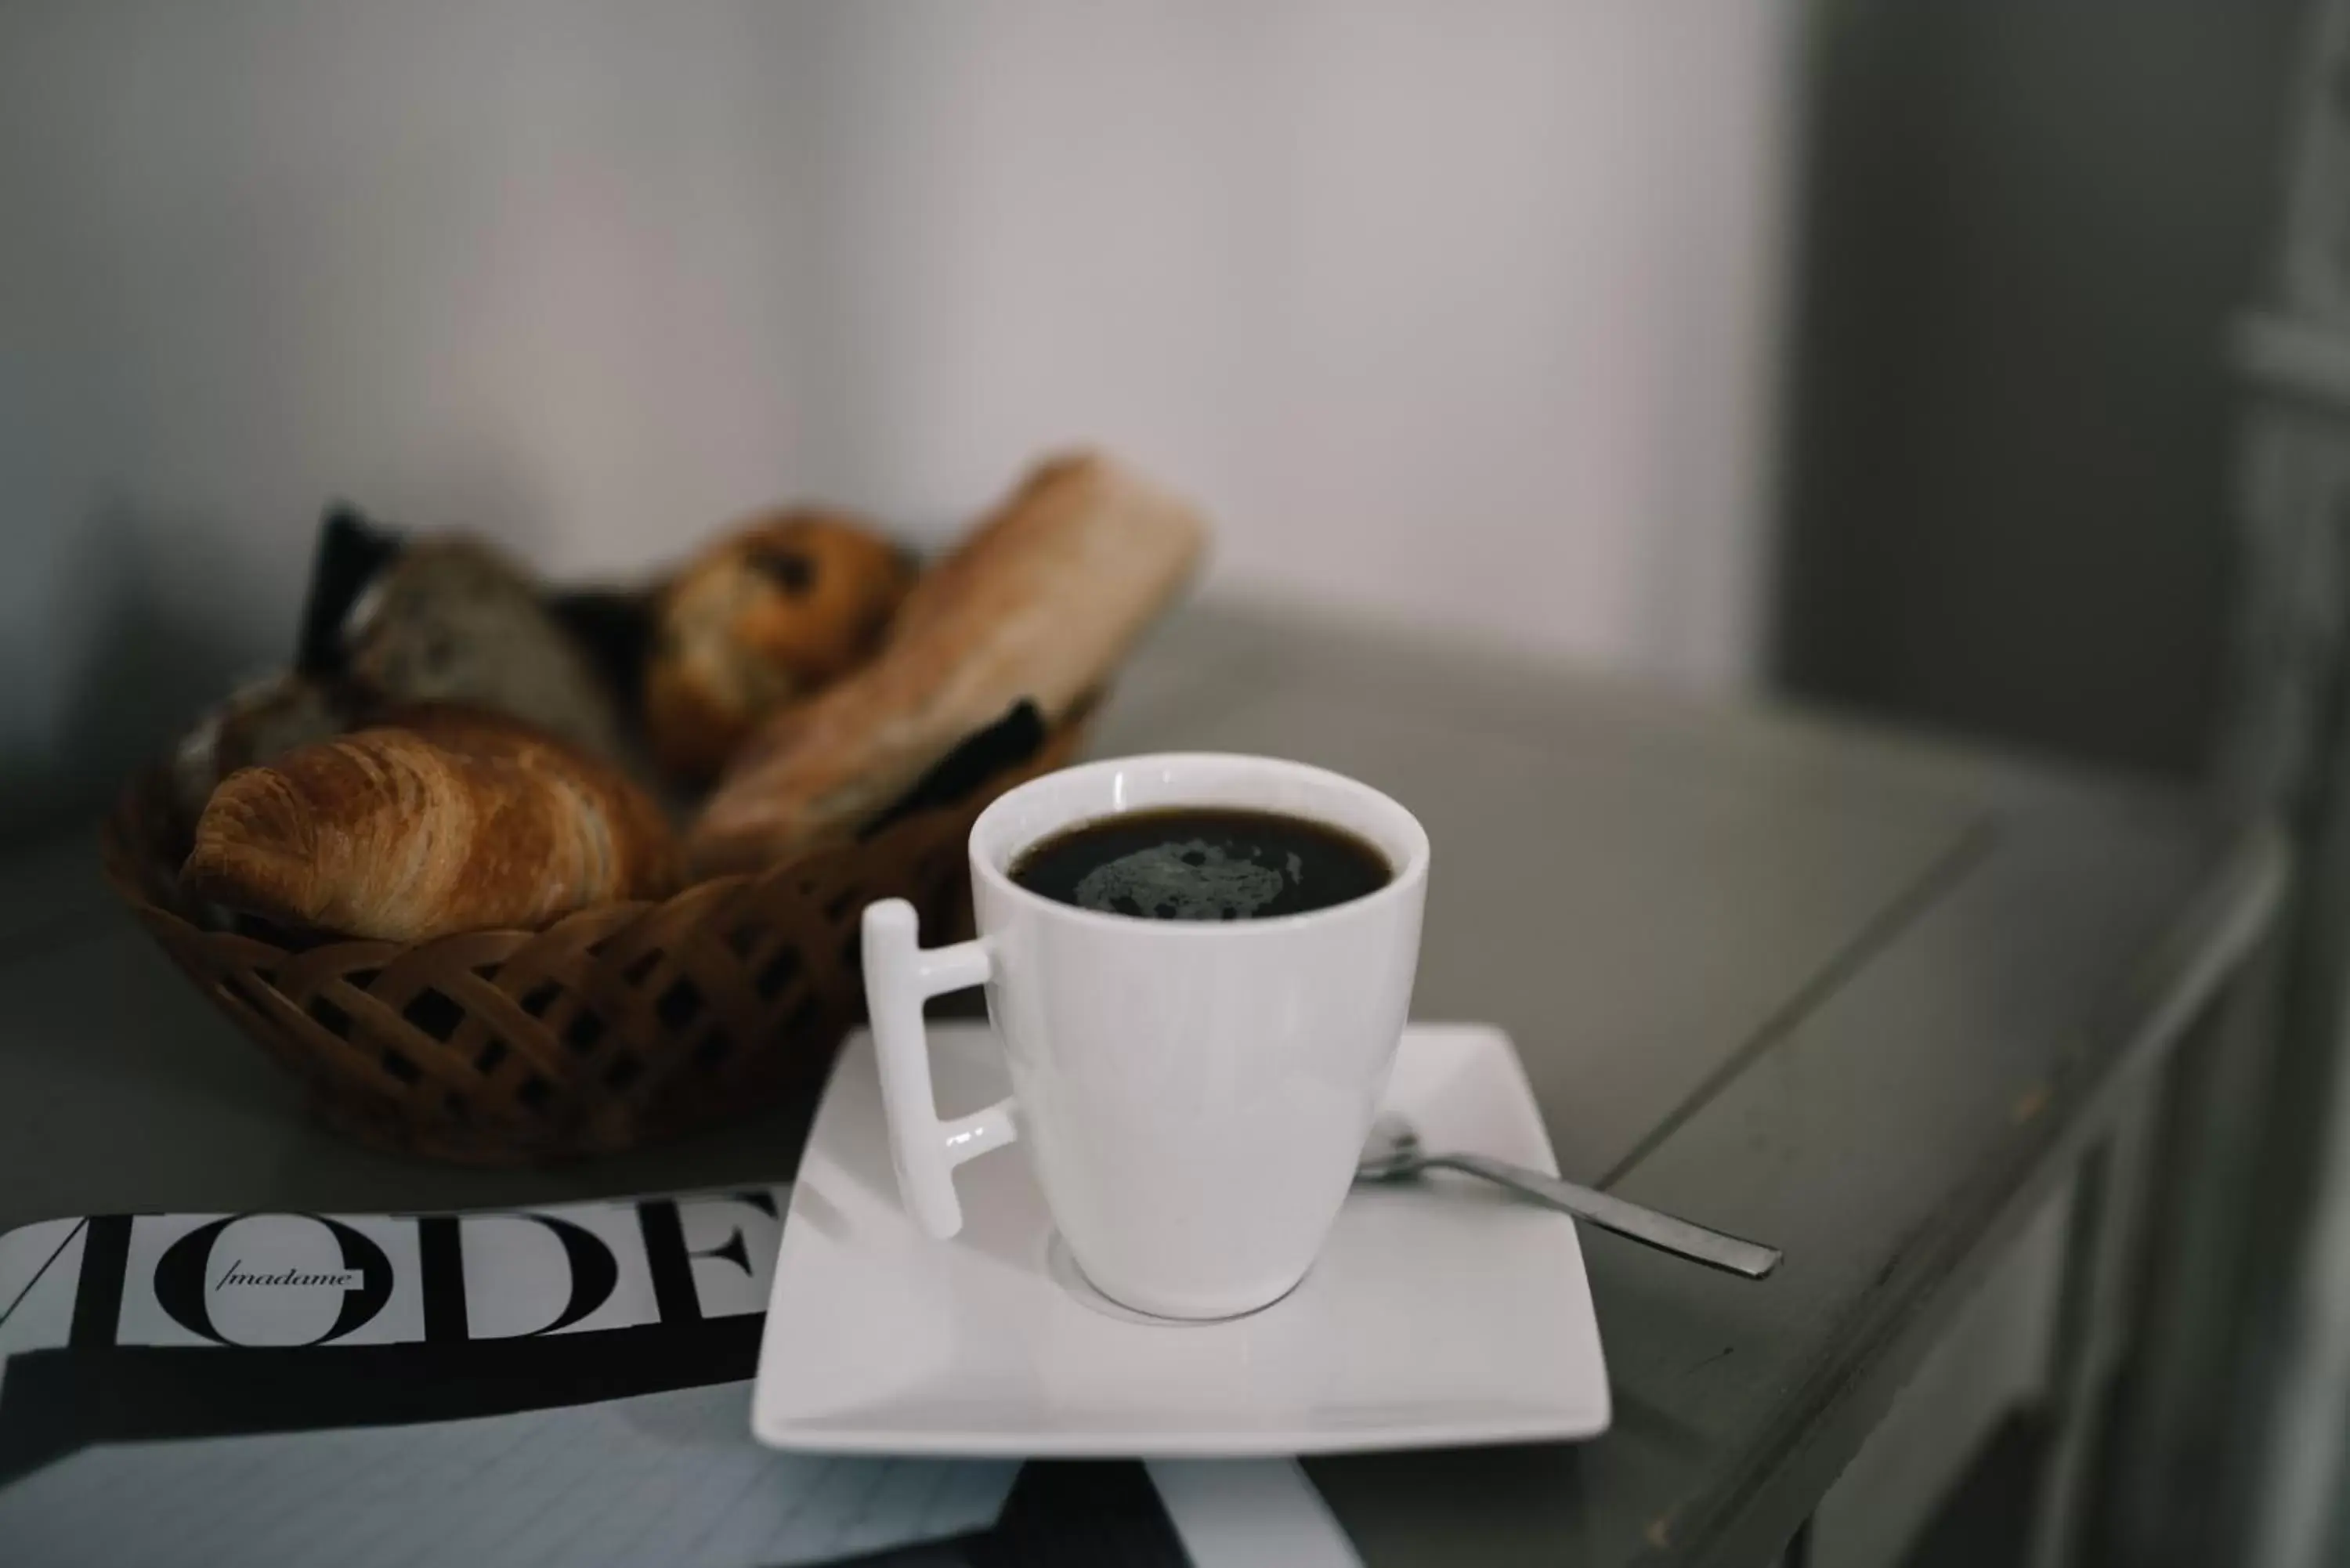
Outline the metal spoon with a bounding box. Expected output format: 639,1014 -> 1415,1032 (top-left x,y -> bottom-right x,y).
1356,1115 -> 1782,1280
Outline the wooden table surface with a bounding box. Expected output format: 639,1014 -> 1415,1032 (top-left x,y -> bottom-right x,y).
0,605 -> 2285,1567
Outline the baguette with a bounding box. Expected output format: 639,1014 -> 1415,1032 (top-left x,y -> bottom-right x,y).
687,451 -> 1206,873
183,707 -> 678,941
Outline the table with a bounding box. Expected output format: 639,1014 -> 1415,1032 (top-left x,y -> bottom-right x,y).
0,605 -> 2284,1567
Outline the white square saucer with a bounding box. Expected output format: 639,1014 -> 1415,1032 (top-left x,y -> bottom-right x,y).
751,1023 -> 1610,1458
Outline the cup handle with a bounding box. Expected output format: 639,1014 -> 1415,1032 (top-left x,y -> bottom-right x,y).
860,898 -> 1018,1239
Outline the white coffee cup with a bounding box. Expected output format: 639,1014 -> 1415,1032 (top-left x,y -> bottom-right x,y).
860,752 -> 1429,1321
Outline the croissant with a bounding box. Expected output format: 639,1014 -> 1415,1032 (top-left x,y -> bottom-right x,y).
182,707 -> 678,941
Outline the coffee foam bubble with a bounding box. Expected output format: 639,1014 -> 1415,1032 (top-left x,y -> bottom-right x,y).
1071,839 -> 1290,921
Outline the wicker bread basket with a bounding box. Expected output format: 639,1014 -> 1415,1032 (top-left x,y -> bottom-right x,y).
99,724 -> 1081,1164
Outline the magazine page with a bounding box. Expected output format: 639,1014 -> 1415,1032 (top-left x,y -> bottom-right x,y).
0,1190 -> 1355,1567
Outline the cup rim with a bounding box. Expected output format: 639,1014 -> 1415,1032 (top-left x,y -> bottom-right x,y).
967,751 -> 1430,935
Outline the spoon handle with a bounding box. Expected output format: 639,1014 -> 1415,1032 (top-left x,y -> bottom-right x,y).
1427,1154 -> 1782,1279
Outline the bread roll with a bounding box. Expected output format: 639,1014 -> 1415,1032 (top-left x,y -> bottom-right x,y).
170,671 -> 360,833
183,708 -> 678,941
688,451 -> 1206,873
645,510 -> 912,782
339,536 -> 630,767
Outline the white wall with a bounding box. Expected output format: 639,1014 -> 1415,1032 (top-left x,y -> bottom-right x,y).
0,0 -> 1792,819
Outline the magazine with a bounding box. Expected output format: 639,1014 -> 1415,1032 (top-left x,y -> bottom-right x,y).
0,1189 -> 1356,1566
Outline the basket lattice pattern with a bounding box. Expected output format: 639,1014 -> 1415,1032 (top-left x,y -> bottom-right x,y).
100,735 -> 1075,1163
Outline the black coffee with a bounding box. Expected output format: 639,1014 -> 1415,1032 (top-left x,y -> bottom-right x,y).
1010,807 -> 1392,922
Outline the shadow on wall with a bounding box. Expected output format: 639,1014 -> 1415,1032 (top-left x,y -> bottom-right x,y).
3,504 -> 261,833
